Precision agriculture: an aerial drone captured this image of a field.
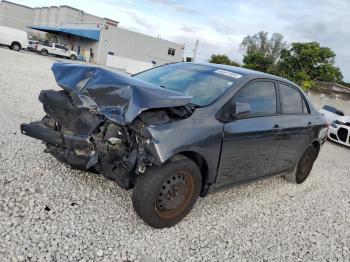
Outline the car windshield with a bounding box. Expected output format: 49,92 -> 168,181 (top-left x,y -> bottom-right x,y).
133,63 -> 237,107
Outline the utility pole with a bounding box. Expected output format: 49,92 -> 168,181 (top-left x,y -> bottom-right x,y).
193,39 -> 199,62
97,21 -> 106,64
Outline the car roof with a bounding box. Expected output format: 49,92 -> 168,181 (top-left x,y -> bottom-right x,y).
190,62 -> 298,86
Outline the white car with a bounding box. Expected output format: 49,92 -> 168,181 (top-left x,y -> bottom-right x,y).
319,105 -> 345,124
36,42 -> 77,60
319,105 -> 350,147
328,116 -> 350,147
0,25 -> 28,51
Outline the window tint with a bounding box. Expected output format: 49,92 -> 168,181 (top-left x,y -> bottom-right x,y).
302,99 -> 308,113
279,83 -> 308,114
133,63 -> 235,107
233,81 -> 277,117
43,41 -> 52,47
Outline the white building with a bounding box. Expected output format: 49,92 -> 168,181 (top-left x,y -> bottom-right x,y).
0,0 -> 185,73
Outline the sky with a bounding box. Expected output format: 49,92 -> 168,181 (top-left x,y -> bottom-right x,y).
13,0 -> 350,81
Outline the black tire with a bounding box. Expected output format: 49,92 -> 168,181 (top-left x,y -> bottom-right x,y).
41,49 -> 48,56
70,54 -> 77,60
132,158 -> 202,228
11,42 -> 21,51
284,145 -> 317,184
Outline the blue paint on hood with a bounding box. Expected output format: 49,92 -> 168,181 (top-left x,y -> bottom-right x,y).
51,63 -> 192,125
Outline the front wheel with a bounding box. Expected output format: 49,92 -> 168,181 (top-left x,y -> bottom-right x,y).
284,145 -> 317,184
40,49 -> 48,56
132,158 -> 202,228
70,54 -> 76,60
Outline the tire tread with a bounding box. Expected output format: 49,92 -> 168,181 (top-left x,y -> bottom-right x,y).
132,158 -> 201,228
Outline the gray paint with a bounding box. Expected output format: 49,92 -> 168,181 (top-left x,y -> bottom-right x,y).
20,62 -> 328,196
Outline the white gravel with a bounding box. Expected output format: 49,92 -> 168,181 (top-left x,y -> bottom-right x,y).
0,47 -> 350,262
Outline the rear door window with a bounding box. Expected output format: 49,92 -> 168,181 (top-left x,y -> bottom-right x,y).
279,83 -> 309,114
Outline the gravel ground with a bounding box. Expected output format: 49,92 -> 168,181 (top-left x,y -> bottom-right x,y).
0,47 -> 350,262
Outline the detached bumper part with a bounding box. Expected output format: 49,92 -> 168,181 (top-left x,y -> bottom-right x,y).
21,121 -> 96,168
21,121 -> 63,146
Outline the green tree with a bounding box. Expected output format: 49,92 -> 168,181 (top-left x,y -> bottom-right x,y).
240,31 -> 288,73
277,42 -> 343,90
209,54 -> 240,67
243,52 -> 273,72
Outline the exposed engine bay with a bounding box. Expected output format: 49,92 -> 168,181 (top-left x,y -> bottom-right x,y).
20,62 -> 197,189
21,88 -> 194,189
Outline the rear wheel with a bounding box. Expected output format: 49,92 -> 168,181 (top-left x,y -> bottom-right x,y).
284,145 -> 317,184
41,49 -> 48,56
132,158 -> 202,228
11,42 -> 21,51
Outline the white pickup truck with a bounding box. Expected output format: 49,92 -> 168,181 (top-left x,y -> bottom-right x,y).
37,42 -> 77,60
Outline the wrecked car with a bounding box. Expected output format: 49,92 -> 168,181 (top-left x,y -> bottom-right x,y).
21,62 -> 328,228
319,105 -> 350,147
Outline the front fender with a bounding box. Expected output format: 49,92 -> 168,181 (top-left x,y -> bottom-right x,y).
144,109 -> 224,184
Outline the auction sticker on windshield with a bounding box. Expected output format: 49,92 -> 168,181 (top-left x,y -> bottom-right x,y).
214,69 -> 242,79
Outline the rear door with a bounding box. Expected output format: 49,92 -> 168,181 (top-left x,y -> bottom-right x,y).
216,80 -> 283,187
274,82 -> 314,171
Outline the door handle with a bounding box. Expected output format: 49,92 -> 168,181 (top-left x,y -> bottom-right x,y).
273,124 -> 279,129
308,122 -> 312,125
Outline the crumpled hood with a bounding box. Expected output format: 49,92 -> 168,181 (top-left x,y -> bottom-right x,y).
51,62 -> 192,125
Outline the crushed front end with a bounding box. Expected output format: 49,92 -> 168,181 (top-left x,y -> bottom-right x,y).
20,63 -> 194,189
21,89 -> 154,189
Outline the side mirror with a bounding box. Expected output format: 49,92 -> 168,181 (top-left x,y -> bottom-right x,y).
216,101 -> 251,122
233,102 -> 251,119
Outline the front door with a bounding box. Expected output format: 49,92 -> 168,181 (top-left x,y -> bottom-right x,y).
216,80 -> 282,188
55,45 -> 66,57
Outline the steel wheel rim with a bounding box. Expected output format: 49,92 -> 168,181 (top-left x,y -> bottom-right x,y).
155,171 -> 194,220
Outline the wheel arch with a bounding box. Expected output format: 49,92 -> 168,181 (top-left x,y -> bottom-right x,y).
11,41 -> 21,49
168,151 -> 210,197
